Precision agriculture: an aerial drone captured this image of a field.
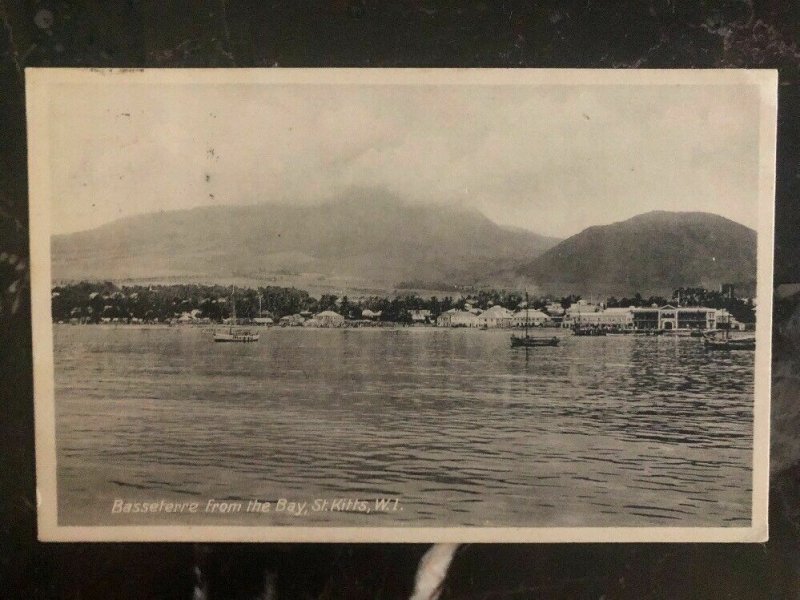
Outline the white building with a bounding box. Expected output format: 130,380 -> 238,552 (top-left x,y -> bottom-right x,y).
437,309 -> 480,327
315,310 -> 345,327
177,309 -> 203,324
512,308 -> 551,327
562,303 -> 601,328
591,307 -> 634,328
630,305 -> 728,331
410,309 -> 432,323
279,314 -> 306,326
474,305 -> 514,328
563,306 -> 634,330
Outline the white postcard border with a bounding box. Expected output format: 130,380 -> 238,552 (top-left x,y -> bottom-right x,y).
27,68 -> 777,543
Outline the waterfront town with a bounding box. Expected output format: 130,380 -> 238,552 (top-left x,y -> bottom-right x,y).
50,282 -> 756,334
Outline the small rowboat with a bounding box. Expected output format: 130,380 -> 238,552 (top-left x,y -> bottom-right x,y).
511,335 -> 560,348
703,336 -> 755,350
214,329 -> 259,343
702,331 -> 754,350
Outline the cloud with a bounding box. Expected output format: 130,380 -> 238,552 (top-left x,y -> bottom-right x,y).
48,79 -> 761,238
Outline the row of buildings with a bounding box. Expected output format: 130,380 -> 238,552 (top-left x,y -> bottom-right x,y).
146,299 -> 745,332
435,301 -> 744,331
437,305 -> 551,328
564,304 -> 742,331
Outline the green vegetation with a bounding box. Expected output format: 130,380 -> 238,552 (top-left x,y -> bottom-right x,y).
51,282 -> 314,323
49,282 -> 538,323
50,282 -> 756,324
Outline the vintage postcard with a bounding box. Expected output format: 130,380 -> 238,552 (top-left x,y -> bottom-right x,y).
28,68 -> 776,542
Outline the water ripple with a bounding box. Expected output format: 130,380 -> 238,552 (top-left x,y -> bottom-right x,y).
54,326 -> 753,527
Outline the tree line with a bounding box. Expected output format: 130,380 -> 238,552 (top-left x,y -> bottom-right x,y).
50,282 -> 756,324
50,283 -> 553,324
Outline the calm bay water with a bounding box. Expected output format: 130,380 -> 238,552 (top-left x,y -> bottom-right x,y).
54,325 -> 754,527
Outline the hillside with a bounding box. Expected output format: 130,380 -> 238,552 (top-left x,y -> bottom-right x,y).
51,191 -> 560,290
512,211 -> 757,296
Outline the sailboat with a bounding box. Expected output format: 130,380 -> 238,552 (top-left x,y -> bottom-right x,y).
214,285 -> 259,343
511,293 -> 559,348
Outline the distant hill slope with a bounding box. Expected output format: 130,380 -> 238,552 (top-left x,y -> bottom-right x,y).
51,192 -> 560,289
512,211 -> 757,296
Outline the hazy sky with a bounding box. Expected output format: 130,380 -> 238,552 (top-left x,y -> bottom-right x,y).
47,76 -> 762,238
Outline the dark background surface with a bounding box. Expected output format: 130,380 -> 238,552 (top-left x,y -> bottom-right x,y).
1,1 -> 799,598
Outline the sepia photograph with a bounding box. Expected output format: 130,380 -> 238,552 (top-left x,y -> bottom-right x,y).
27,68 -> 776,542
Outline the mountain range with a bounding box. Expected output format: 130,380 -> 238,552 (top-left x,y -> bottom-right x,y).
51,194 -> 757,296
511,211 -> 757,296
51,192 -> 559,290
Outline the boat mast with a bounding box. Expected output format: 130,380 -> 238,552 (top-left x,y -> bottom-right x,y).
231,284 -> 236,331
525,291 -> 529,338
